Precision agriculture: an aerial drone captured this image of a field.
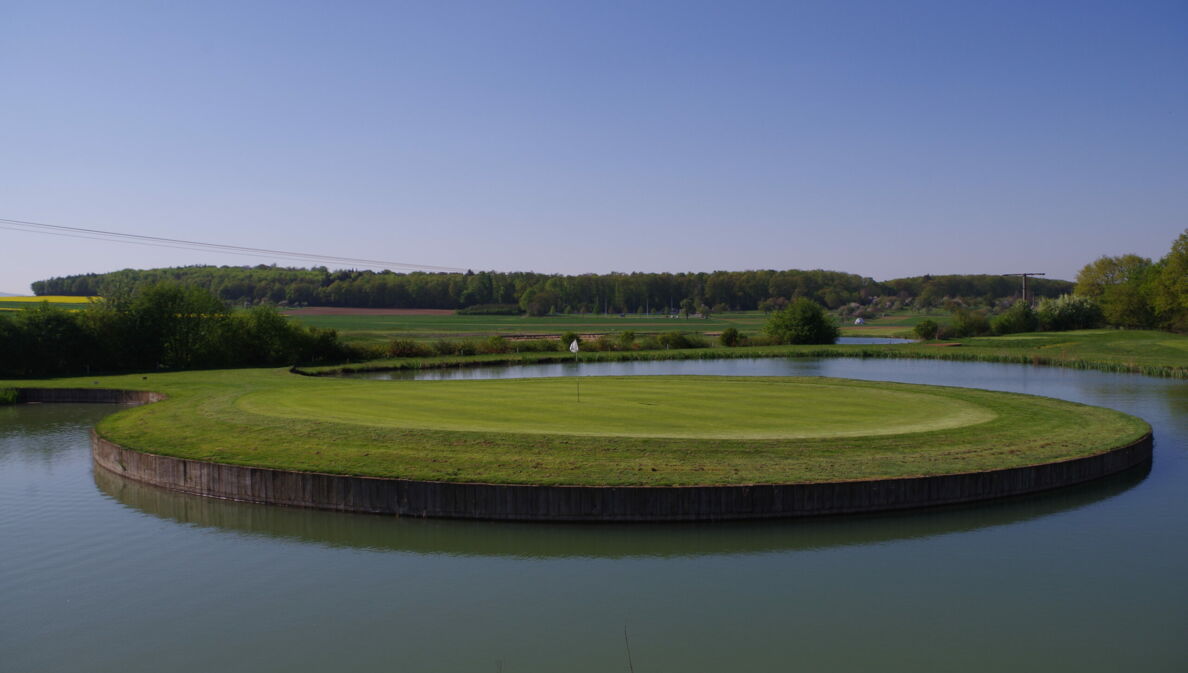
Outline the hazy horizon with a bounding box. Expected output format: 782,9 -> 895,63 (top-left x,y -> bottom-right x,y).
4,1 -> 1185,293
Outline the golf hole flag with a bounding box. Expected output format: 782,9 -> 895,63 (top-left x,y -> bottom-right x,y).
569,339 -> 580,353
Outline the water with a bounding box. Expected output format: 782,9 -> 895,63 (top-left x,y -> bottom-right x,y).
2,359 -> 1186,672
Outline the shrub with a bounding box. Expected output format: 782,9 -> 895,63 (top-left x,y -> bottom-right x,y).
719,327 -> 742,346
637,335 -> 662,350
513,339 -> 561,353
476,336 -> 513,355
432,339 -> 480,356
991,301 -> 1039,335
655,331 -> 708,349
947,308 -> 991,338
388,339 -> 434,358
1036,294 -> 1103,332
559,331 -> 581,349
587,335 -> 617,352
0,388 -> 17,405
763,298 -> 839,345
616,331 -> 636,350
913,319 -> 940,340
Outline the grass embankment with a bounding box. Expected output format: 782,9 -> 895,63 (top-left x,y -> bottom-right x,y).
2,369 -> 1148,486
304,329 -> 1188,379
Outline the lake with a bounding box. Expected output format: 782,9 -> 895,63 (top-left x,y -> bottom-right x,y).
2,357 -> 1184,672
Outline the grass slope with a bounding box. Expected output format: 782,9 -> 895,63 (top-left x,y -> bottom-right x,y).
3,369 -> 1148,486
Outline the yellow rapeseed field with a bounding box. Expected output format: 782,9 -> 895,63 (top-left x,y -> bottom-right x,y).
0,296 -> 99,303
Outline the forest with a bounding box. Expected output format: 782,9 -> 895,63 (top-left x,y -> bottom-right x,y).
33,266 -> 1074,314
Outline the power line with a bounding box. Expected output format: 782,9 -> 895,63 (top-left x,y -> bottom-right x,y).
0,217 -> 466,273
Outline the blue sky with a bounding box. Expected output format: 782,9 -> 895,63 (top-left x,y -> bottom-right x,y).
2,0 -> 1185,292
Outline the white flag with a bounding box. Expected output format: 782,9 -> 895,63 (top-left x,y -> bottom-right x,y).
569,339 -> 580,353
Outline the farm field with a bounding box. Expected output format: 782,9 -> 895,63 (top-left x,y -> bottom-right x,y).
1,370 -> 1148,486
843,308 -> 951,336
282,307 -> 939,344
283,308 -> 774,344
0,295 -> 97,311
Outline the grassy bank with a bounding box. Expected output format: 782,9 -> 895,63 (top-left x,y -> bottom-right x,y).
1,368 -> 1148,486
302,329 -> 1188,379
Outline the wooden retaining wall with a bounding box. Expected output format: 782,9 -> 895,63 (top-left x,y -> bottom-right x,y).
14,387 -> 1153,521
90,430 -> 1154,522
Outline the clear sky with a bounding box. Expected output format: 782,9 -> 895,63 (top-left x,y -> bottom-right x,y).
3,0 -> 1185,293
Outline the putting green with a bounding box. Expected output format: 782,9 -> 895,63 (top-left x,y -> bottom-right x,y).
236,376 -> 997,439
6,369 -> 1151,486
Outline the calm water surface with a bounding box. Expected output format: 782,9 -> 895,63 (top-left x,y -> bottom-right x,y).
2,358 -> 1186,672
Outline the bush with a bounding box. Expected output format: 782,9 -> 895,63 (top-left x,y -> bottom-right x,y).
637,335 -> 661,350
991,301 -> 1039,335
655,331 -> 708,349
388,339 -> 434,358
0,388 -> 17,405
1036,294 -> 1103,332
616,331 -> 636,350
719,327 -> 742,346
946,308 -> 991,338
763,298 -> 839,345
513,339 -> 561,353
587,335 -> 617,352
913,319 -> 940,340
431,339 -> 480,356
559,331 -> 581,349
476,336 -> 513,355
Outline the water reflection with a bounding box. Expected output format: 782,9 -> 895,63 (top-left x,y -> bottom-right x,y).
93,460 -> 1150,559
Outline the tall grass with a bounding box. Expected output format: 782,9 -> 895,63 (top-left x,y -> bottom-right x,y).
0,388 -> 18,405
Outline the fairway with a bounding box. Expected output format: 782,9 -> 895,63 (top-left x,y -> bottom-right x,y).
236,376 -> 995,439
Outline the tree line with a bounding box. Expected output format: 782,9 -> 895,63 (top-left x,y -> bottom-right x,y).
1,283 -> 348,377
33,266 -> 1073,314
911,229 -> 1188,338
1073,229 -> 1187,331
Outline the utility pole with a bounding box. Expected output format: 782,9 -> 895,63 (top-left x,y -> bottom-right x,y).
1004,273 -> 1046,304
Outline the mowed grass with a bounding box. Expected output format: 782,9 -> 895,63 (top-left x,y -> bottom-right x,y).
3,368 -> 1148,486
236,376 -> 996,439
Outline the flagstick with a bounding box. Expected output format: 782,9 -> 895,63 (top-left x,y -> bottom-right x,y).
570,338 -> 581,403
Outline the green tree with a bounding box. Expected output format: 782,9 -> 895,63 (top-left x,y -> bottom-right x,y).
1035,294 -> 1102,331
1076,254 -> 1156,328
1151,229 -> 1188,331
913,319 -> 939,340
947,308 -> 991,338
991,301 -> 1038,335
763,298 -> 839,345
